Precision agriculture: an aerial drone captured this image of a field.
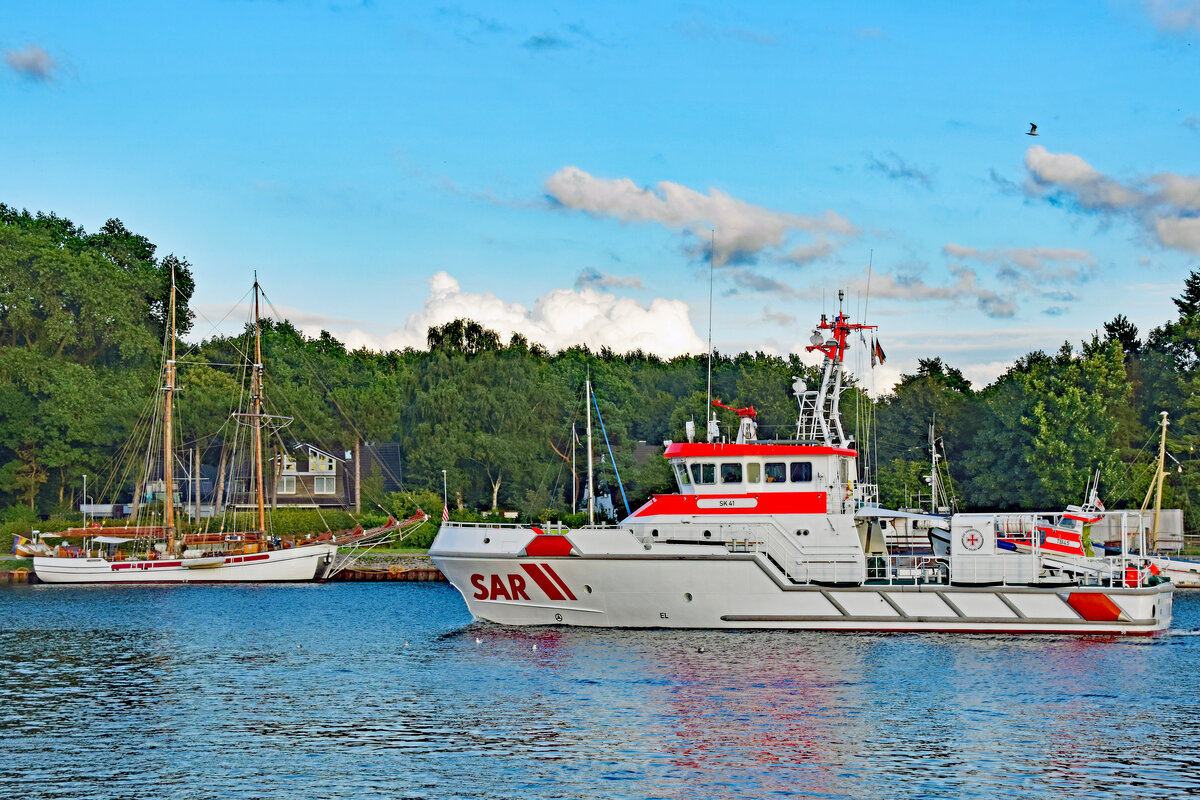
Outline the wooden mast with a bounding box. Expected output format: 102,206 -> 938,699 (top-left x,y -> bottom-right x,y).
163,266 -> 177,553
1139,411 -> 1170,551
252,277 -> 267,535
1153,412 -> 1168,550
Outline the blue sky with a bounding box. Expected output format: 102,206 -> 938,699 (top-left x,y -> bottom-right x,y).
4,1 -> 1199,391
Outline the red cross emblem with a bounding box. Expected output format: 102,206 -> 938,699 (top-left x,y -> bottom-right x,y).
961,530 -> 984,551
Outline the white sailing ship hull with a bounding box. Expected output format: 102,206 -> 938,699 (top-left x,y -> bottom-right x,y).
33,543 -> 338,584
431,528 -> 1172,635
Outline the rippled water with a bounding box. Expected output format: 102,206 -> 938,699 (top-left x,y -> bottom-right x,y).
2,584 -> 1199,799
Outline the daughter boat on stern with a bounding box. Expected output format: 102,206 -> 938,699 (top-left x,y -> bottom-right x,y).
430,296 -> 1172,634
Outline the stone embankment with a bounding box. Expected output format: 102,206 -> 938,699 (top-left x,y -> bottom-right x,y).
330,553 -> 446,582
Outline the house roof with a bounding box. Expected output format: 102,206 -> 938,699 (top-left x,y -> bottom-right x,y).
290,442 -> 346,463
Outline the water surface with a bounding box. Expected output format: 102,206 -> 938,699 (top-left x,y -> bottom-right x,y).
2,583 -> 1198,799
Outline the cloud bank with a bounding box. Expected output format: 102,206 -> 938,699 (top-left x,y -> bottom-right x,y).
544,166 -> 858,267
332,272 -> 704,356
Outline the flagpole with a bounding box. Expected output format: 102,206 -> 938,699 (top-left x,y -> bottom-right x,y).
442,469 -> 448,521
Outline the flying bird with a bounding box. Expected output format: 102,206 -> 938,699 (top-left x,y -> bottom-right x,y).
1026,123 -> 1039,136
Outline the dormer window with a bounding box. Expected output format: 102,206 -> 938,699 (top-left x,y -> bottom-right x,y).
280,455 -> 297,473
309,449 -> 335,473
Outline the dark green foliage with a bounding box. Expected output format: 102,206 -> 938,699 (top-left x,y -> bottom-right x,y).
6,203 -> 1200,535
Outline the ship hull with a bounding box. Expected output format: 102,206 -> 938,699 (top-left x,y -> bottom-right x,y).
432,551 -> 1172,635
33,543 -> 338,584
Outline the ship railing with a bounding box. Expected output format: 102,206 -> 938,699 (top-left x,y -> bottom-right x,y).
864,554 -> 946,585
439,521 -> 587,533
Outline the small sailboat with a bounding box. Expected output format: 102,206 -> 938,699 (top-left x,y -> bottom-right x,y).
34,274 -> 402,584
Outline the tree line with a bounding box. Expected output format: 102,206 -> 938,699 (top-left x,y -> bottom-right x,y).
2,206 -> 1198,532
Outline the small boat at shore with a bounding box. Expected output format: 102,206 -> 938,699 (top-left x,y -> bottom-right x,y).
431,294 -> 1173,634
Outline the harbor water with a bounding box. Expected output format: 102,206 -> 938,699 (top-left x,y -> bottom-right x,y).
2,583 -> 1199,799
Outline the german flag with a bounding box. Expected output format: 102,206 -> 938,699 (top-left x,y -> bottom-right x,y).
872,338 -> 886,366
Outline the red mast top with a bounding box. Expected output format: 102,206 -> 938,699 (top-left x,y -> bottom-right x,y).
805,311 -> 876,364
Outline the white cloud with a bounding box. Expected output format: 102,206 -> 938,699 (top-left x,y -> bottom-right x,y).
544,166 -> 858,266
844,265 -> 1016,318
4,44 -> 56,81
943,243 -> 1095,285
1143,0 -> 1200,31
574,268 -> 644,291
1022,145 -> 1200,253
1155,215 -> 1200,251
762,306 -> 796,327
1024,146 -> 1144,210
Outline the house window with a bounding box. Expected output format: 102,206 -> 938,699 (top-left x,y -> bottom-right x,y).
689,463 -> 715,485
280,455 -> 297,473
720,463 -> 743,484
314,476 -> 336,495
790,462 -> 813,482
309,450 -> 335,473
277,476 -> 296,495
747,463 -> 761,483
764,462 -> 786,483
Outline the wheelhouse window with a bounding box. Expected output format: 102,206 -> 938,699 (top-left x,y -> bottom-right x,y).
790,461 -> 813,482
673,461 -> 691,488
764,462 -> 786,483
690,463 -> 716,484
747,462 -> 761,483
721,463 -> 743,484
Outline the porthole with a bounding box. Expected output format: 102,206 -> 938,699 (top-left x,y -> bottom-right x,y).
703,530 -> 712,538
585,584 -> 593,594
684,592 -> 693,602
651,529 -> 659,537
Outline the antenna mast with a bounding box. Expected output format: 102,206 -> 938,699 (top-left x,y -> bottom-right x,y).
586,375 -> 594,525
706,229 -> 714,441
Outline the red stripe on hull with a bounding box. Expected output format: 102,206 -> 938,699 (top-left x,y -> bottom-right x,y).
630,491 -> 827,517
541,564 -> 577,600
519,563 -> 565,601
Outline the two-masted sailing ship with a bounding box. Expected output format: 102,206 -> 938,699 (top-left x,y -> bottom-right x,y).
33,275 -> 373,584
